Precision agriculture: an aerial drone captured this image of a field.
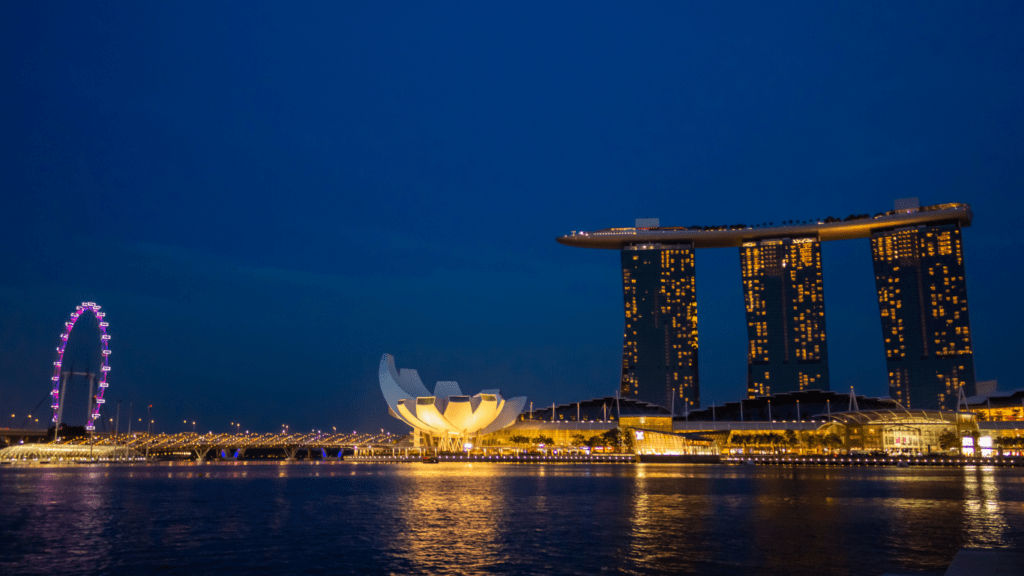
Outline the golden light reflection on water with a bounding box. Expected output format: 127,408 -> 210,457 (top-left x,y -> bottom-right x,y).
621,464 -> 1024,574
3,462 -> 1024,575
388,463 -> 511,573
961,466 -> 1008,547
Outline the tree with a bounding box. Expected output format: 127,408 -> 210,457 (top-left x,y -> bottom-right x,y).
508,434 -> 530,446
938,428 -> 958,451
47,424 -> 88,441
600,427 -> 620,449
784,430 -> 797,450
821,433 -> 844,453
804,433 -> 824,453
598,427 -> 634,452
570,434 -> 587,448
621,429 -> 635,452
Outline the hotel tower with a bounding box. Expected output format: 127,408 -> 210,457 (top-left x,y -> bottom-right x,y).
557,200 -> 975,411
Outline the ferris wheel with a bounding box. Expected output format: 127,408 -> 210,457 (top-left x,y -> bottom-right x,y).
50,302 -> 111,432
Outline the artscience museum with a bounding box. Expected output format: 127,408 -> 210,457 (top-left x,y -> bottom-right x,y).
379,354 -> 527,451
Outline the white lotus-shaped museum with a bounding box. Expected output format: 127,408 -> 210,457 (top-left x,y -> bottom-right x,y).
379,354 -> 526,446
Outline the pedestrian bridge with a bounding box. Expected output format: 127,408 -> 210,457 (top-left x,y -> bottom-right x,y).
0,431 -> 399,463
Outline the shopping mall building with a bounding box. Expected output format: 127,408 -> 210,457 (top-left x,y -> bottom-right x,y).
380,354 -> 1024,457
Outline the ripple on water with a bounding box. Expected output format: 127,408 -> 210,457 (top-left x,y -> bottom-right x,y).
0,463 -> 1022,575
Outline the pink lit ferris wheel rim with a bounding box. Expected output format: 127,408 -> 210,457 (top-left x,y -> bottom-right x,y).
50,302 -> 110,431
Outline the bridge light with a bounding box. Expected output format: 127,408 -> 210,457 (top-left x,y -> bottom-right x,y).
101,366 -> 110,372
99,322 -> 109,327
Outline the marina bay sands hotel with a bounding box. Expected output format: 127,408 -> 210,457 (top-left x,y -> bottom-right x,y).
557,199 -> 975,412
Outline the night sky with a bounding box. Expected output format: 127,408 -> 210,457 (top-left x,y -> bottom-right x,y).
2,3 -> 1022,434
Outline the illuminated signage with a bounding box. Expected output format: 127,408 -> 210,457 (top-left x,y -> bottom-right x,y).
962,436 -> 975,456
980,436 -> 993,457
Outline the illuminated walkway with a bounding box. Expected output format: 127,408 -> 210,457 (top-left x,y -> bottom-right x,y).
0,431 -> 398,462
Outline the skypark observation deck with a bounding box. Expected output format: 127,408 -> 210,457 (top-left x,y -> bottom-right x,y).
556,201 -> 977,414
556,202 -> 972,249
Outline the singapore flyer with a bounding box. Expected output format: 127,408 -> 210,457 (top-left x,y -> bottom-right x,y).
50,301 -> 111,432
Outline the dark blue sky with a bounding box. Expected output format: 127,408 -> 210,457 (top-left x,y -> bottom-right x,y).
2,3 -> 1022,434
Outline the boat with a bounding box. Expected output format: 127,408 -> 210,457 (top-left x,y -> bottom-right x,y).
422,455 -> 439,464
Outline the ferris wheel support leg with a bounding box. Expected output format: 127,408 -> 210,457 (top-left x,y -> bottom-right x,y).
87,376 -> 94,428
55,373 -> 68,441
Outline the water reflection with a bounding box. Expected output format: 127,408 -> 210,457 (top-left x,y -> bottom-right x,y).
387,464 -> 511,573
0,463 -> 1023,575
962,466 -> 1008,548
621,465 -> 1024,575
